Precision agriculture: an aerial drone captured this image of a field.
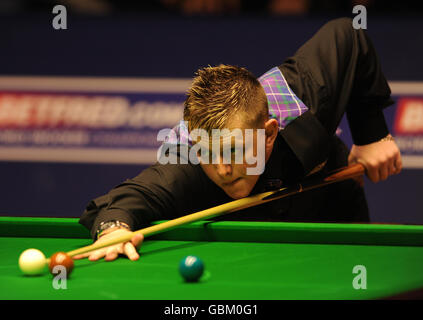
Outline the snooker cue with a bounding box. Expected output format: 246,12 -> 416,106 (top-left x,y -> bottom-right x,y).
65,163 -> 365,258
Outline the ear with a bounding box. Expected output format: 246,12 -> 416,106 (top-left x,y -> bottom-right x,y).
264,118 -> 279,160
265,119 -> 279,144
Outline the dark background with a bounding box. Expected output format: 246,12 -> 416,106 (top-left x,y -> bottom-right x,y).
0,0 -> 422,223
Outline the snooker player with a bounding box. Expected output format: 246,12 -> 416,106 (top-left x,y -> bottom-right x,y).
76,18 -> 402,262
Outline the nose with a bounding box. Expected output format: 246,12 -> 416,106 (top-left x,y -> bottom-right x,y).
216,163 -> 233,178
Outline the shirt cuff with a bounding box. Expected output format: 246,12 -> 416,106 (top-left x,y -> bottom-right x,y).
280,110 -> 331,177
346,107 -> 389,146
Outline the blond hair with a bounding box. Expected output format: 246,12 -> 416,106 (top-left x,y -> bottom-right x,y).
183,65 -> 268,133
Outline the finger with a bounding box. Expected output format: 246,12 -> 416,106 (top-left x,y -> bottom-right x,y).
88,248 -> 108,261
366,162 -> 380,183
105,246 -> 119,261
124,242 -> 140,261
348,153 -> 356,165
379,161 -> 389,181
73,252 -> 91,260
132,233 -> 144,249
388,156 -> 396,176
394,152 -> 403,174
116,244 -> 125,255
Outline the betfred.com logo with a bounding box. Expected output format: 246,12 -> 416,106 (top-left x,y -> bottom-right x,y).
394,98 -> 423,135
0,93 -> 181,129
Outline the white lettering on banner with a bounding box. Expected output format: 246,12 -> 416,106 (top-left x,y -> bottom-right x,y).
0,130 -> 27,143
0,130 -> 90,145
392,99 -> 423,165
397,101 -> 423,133
0,94 -> 183,129
395,136 -> 423,152
91,131 -> 160,147
0,130 -> 162,148
128,101 -> 183,128
32,131 -> 90,145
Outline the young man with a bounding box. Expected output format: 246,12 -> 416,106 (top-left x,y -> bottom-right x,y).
76,18 -> 401,262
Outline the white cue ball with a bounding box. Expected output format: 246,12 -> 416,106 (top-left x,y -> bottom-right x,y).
18,249 -> 47,276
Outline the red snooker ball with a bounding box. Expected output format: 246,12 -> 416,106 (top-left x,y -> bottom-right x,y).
48,252 -> 74,277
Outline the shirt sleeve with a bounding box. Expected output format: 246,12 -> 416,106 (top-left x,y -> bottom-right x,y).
79,161 -> 218,239
276,18 -> 395,174
346,103 -> 391,146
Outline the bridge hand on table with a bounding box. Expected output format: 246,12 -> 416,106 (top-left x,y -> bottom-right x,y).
73,228 -> 144,262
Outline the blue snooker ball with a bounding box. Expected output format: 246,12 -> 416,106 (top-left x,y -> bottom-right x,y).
179,255 -> 204,282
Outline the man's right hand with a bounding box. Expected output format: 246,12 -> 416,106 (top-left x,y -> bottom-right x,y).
73,228 -> 144,262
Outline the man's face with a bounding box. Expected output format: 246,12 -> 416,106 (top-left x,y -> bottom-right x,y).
198,116 -> 278,199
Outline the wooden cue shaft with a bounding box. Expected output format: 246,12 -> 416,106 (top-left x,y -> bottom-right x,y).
65,163 -> 365,258
261,163 -> 365,202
